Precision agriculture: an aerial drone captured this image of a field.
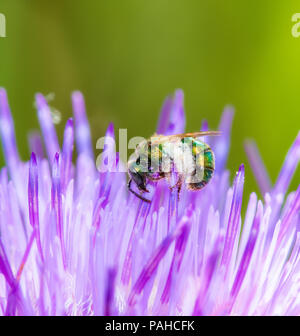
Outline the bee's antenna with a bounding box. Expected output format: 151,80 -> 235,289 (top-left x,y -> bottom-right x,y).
128,179 -> 151,203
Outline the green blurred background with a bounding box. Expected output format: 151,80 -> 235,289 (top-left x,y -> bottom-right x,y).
0,0 -> 299,200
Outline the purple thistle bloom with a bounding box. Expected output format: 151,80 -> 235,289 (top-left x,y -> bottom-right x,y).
0,88 -> 299,316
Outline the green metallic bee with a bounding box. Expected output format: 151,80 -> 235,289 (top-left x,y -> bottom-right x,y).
127,131 -> 220,203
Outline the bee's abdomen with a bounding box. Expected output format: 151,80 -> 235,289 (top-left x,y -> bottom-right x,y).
187,146 -> 215,191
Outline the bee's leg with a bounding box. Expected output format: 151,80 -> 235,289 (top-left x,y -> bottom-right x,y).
169,174 -> 183,189
168,174 -> 184,200
148,172 -> 165,181
176,177 -> 183,201
128,179 -> 151,203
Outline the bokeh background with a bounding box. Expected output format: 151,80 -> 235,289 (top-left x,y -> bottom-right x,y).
0,0 -> 300,202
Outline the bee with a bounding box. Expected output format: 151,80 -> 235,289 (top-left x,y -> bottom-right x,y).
127,131 -> 220,203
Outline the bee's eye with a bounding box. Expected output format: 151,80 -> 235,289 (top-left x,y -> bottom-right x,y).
129,169 -> 147,192
135,173 -> 144,186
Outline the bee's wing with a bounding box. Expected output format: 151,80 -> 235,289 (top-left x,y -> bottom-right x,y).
176,131 -> 221,138
150,131 -> 221,144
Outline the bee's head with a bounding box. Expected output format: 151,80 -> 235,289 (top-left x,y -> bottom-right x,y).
128,160 -> 149,193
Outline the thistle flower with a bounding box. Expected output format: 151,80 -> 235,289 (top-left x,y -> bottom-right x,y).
0,88 -> 299,316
